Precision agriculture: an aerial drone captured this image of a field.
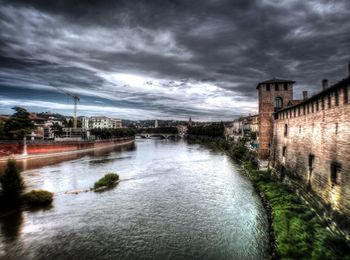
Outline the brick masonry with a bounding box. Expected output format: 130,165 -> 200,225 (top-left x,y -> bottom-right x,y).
264,72 -> 350,228
257,79 -> 295,159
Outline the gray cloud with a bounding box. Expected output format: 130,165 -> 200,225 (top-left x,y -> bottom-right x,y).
0,0 -> 349,120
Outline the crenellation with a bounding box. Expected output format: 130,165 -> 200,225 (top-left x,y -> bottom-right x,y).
258,66 -> 350,230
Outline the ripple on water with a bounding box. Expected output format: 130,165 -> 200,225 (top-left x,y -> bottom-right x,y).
0,140 -> 269,259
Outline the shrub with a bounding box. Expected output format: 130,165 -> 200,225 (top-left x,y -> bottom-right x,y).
0,160 -> 24,201
94,173 -> 119,189
22,190 -> 53,206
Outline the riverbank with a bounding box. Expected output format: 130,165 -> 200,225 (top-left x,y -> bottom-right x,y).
189,136 -> 350,259
0,138 -> 135,162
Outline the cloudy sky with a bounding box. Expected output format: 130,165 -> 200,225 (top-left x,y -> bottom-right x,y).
0,0 -> 349,120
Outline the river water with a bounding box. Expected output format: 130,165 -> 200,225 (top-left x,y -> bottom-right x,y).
0,139 -> 269,259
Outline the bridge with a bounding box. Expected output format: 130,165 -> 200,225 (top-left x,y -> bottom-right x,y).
136,133 -> 181,139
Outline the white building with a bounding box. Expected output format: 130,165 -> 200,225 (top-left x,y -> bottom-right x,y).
82,116 -> 122,129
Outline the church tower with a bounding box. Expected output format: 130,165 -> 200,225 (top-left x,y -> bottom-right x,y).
257,79 -> 295,160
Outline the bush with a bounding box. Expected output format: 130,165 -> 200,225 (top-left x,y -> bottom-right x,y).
94,173 -> 119,189
0,160 -> 24,201
22,190 -> 53,206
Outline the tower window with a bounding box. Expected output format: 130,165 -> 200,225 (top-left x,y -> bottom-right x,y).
275,84 -> 279,91
274,97 -> 283,108
328,94 -> 331,108
284,84 -> 288,91
266,85 -> 270,91
316,100 -> 319,111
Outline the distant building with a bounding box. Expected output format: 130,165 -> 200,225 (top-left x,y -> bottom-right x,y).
82,116 -> 122,129
228,114 -> 259,137
57,128 -> 87,141
43,127 -> 55,140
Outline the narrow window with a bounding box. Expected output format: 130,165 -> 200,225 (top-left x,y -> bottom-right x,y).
303,105 -> 306,115
290,110 -> 292,118
274,97 -> 283,109
266,85 -> 270,91
344,85 -> 348,104
322,97 -> 325,110
282,146 -> 287,157
330,163 -> 341,186
311,102 -> 314,113
335,123 -> 338,134
308,154 -> 315,184
293,108 -> 296,117
284,124 -> 288,137
298,106 -> 301,116
307,103 -> 310,114
328,94 -> 331,108
335,89 -> 339,106
308,154 -> 314,169
316,100 -> 319,111
284,84 -> 288,91
275,84 -> 279,91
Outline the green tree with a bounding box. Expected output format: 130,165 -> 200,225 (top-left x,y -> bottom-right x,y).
4,107 -> 35,140
0,122 -> 6,139
0,160 -> 24,201
51,122 -> 63,137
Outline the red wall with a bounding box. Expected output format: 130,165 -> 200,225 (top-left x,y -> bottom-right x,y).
0,138 -> 133,157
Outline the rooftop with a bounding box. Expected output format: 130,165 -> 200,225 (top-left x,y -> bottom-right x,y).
256,78 -> 296,89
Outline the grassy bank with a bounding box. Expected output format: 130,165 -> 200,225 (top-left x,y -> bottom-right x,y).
248,167 -> 349,259
189,136 -> 350,259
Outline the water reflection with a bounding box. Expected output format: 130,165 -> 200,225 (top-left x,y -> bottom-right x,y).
0,142 -> 136,174
0,210 -> 23,243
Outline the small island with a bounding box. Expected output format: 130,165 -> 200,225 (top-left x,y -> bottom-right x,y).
93,173 -> 120,192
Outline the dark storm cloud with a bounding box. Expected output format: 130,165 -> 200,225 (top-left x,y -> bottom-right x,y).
0,0 -> 349,120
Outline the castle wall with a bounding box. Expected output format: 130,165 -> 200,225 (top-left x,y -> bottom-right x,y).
272,78 -> 350,222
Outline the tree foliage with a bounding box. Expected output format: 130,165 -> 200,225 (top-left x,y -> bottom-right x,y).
90,128 -> 136,139
0,122 -> 6,139
0,160 -> 24,201
4,107 -> 35,140
187,122 -> 225,137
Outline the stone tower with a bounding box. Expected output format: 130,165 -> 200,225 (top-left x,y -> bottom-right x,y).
257,78 -> 295,159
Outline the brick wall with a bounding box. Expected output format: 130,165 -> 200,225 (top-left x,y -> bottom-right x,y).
258,81 -> 294,159
272,77 -> 350,223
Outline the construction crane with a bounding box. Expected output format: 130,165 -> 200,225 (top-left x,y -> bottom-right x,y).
51,84 -> 80,128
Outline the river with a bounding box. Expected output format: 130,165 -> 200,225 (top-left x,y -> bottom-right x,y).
0,139 -> 269,259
